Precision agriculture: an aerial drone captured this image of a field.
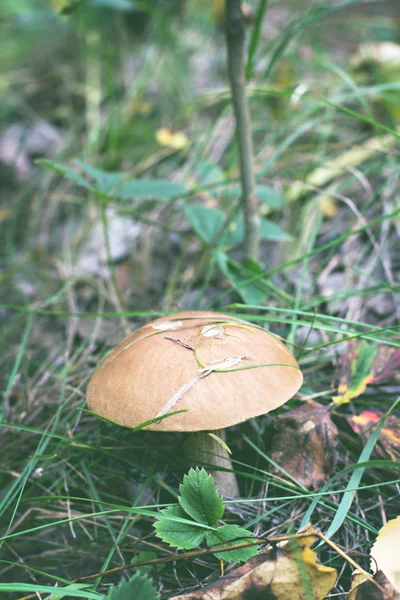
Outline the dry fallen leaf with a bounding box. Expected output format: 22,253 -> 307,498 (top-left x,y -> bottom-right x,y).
170,526 -> 337,600
286,133 -> 397,203
348,516 -> 400,599
333,342 -> 400,405
270,401 -> 338,488
346,410 -> 400,462
349,570 -> 400,600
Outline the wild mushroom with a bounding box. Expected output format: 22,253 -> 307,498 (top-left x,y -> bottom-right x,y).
86,311 -> 303,497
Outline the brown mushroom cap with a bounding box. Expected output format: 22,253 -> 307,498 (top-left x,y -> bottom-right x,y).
86,311 -> 303,432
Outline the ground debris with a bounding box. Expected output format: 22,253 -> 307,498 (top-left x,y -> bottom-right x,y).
334,342 -> 400,405
349,570 -> 400,600
346,410 -> 400,462
269,400 -> 338,488
169,526 -> 337,599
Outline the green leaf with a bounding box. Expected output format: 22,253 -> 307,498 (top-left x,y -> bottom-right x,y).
178,467 -> 224,527
257,185 -> 286,211
112,178 -> 186,201
38,159 -> 95,191
153,505 -> 207,549
184,204 -> 223,244
222,185 -> 285,211
130,551 -> 165,575
107,573 -> 159,600
75,160 -> 186,200
225,216 -> 291,246
39,159 -> 185,201
194,159 -> 225,185
206,525 -> 258,562
260,218 -> 292,241
215,251 -> 269,304
91,0 -> 135,10
184,203 -> 290,247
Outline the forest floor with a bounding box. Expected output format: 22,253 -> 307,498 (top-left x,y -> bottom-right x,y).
1,1 -> 400,598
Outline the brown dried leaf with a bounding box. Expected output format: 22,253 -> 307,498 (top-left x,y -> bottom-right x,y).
349,570 -> 400,600
371,346 -> 400,385
170,528 -> 337,600
333,343 -> 400,405
269,401 -> 338,488
346,410 -> 400,462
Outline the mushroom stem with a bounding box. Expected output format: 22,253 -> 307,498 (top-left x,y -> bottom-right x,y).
184,429 -> 240,498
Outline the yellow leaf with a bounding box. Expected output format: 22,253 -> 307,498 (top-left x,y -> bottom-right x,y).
170,526 -> 337,599
349,570 -> 400,599
156,128 -> 188,150
348,570 -> 367,599
319,195 -> 338,218
333,374 -> 374,405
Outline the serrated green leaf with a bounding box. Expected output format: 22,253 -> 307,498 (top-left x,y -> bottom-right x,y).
154,505 -> 207,549
130,551 -> 165,574
107,573 -> 159,600
178,467 -> 224,527
206,525 -> 258,563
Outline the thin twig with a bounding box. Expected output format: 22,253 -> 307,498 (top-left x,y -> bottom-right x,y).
16,532 -> 312,600
226,0 -> 260,261
17,528 -> 385,600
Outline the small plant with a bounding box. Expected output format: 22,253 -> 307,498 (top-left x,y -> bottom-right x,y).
106,572 -> 159,600
154,467 -> 258,562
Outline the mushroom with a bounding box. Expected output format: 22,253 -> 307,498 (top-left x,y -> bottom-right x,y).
86,311 -> 303,497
